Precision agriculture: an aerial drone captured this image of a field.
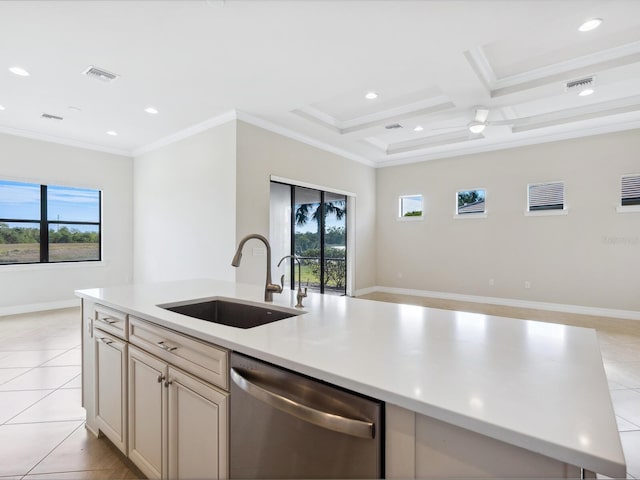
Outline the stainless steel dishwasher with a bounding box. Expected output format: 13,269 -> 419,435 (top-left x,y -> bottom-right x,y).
229,352 -> 383,479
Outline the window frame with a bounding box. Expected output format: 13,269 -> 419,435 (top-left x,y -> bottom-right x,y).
617,173 -> 640,213
398,194 -> 424,221
525,181 -> 568,217
0,181 -> 102,265
454,188 -> 487,219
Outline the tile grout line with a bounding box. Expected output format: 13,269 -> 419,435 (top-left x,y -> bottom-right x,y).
20,421 -> 86,478
1,389 -> 58,426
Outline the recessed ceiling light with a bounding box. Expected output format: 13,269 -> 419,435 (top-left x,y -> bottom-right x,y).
9,66 -> 30,77
0,105 -> 5,111
414,125 -> 424,132
68,106 -> 82,112
578,18 -> 602,32
144,107 -> 159,115
106,130 -> 118,136
578,88 -> 595,96
365,91 -> 378,100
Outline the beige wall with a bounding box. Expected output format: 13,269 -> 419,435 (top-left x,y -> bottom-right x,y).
133,121 -> 237,283
376,129 -> 640,311
235,121 -> 377,292
0,133 -> 133,313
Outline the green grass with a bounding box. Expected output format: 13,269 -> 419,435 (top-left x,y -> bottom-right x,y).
0,242 -> 99,264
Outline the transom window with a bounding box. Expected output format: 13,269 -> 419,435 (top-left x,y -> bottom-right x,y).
0,180 -> 101,265
457,189 -> 486,215
399,195 -> 423,218
621,174 -> 640,206
527,182 -> 565,212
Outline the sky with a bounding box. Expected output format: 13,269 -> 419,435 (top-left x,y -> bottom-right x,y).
0,180 -> 100,223
294,202 -> 346,234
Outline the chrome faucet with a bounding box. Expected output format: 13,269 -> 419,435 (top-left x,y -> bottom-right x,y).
231,234 -> 283,302
277,255 -> 308,308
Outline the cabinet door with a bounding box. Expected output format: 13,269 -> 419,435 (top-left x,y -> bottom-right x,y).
81,299 -> 98,435
167,367 -> 228,480
94,329 -> 128,454
128,346 -> 167,480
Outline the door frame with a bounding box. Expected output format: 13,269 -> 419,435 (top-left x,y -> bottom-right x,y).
270,175 -> 355,297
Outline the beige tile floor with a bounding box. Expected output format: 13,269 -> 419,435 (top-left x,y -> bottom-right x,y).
0,308 -> 141,480
1,301 -> 639,479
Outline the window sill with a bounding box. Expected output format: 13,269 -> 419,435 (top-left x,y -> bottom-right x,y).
0,260 -> 107,272
616,205 -> 640,213
524,209 -> 568,217
397,216 -> 424,222
454,213 -> 487,219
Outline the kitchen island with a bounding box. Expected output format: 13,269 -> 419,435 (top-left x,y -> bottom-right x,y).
76,279 -> 626,479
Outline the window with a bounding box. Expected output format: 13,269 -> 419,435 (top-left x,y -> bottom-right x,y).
456,189 -> 486,216
270,181 -> 347,296
0,180 -> 101,265
527,181 -> 565,213
621,174 -> 640,206
399,195 -> 423,219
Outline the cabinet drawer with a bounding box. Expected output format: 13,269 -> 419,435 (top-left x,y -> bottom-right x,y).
95,304 -> 128,340
129,317 -> 228,390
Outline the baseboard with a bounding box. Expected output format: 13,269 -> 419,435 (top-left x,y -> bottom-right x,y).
0,299 -> 81,317
354,286 -> 640,321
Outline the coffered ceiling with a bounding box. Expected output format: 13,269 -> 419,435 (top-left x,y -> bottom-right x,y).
1,0 -> 639,167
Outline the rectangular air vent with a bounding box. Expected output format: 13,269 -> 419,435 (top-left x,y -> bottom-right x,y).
83,65 -> 119,83
41,113 -> 63,121
385,123 -> 403,130
565,76 -> 595,92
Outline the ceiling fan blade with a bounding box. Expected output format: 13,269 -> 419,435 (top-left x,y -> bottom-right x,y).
487,119 -> 514,126
429,124 -> 467,132
474,108 -> 489,123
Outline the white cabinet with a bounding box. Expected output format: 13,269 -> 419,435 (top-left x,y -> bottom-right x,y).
81,299 -> 97,435
94,328 -> 128,455
128,330 -> 229,480
385,403 -> 582,479
167,366 -> 228,480
83,306 -> 230,480
128,346 -> 166,479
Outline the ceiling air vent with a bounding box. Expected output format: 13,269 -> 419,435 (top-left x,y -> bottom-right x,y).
385,123 -> 403,130
82,65 -> 119,83
41,113 -> 63,121
565,76 -> 595,92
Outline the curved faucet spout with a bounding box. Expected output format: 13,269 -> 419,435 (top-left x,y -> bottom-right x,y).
277,254 -> 307,308
232,234 -> 282,302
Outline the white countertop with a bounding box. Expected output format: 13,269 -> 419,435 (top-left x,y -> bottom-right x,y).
76,279 -> 626,478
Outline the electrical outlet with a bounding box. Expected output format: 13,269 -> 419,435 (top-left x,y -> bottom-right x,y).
252,247 -> 266,256
489,278 -> 495,286
397,272 -> 403,279
524,281 -> 531,289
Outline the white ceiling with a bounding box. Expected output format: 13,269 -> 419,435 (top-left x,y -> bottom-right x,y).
1,0 -> 640,167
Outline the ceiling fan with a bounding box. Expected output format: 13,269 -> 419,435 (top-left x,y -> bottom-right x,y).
430,107 -> 513,134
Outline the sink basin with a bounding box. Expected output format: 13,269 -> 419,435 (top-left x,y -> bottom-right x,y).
159,298 -> 299,329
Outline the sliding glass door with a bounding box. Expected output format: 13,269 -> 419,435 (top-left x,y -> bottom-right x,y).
271,181 -> 347,296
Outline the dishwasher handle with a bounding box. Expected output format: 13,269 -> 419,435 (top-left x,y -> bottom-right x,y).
230,367 -> 375,439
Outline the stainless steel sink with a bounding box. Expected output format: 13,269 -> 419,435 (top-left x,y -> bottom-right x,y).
158,298 -> 300,329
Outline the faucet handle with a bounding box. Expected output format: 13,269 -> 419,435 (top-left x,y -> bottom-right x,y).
280,274 -> 285,290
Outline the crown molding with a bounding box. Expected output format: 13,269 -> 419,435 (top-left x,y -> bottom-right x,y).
0,124 -> 131,157
466,41 -> 640,97
132,109 -> 237,156
293,97 -> 455,135
236,110 -> 376,167
376,118 -> 640,168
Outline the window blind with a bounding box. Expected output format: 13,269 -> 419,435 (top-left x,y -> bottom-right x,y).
528,182 -> 564,211
621,175 -> 640,206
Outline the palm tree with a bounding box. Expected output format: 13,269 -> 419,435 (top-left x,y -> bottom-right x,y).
295,200 -> 345,228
